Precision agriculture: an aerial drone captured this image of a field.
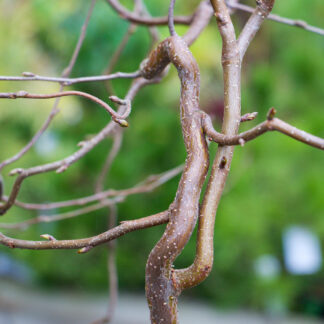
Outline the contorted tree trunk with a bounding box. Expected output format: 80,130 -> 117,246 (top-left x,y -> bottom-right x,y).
0,0 -> 323,323
141,35 -> 209,323
141,0 -> 275,323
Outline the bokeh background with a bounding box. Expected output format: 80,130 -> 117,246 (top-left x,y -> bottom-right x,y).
0,0 -> 323,322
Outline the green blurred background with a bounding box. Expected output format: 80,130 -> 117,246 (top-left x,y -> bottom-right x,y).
0,0 -> 323,319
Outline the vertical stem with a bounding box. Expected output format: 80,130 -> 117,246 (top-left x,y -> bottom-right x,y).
174,0 -> 277,293
173,0 -> 241,291
142,36 -> 209,324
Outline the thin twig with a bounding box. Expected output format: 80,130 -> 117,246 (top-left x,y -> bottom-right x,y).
182,1 -> 214,46
168,0 -> 177,36
103,0 -> 143,97
0,197 -> 123,230
0,75 -> 168,216
0,71 -> 141,85
91,205 -> 119,324
95,132 -> 123,193
0,0 -> 97,171
62,0 -> 98,77
237,0 -> 275,59
105,0 -> 195,26
202,110 -> 324,150
0,210 -> 169,250
0,90 -> 131,126
227,0 -> 324,37
1,165 -> 183,211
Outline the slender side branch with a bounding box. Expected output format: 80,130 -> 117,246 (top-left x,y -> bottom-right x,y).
0,0 -> 97,171
105,0 -> 195,26
202,111 -> 324,150
227,0 -> 324,37
92,131 -> 123,324
237,0 -> 275,59
95,131 -> 123,193
0,91 -> 131,126
182,0 -> 214,46
0,106 -> 59,172
0,71 -> 140,85
62,0 -> 98,77
0,211 -> 169,251
0,74 -> 172,216
168,0 -> 177,36
0,197 -> 124,230
91,205 -> 119,324
0,165 -> 183,211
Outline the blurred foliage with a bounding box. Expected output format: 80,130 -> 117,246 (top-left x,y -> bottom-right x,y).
0,0 -> 324,319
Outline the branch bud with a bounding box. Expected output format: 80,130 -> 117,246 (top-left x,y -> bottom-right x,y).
238,138 -> 245,147
116,119 -> 129,128
267,107 -> 277,120
56,164 -> 68,174
240,112 -> 258,123
16,90 -> 28,98
78,246 -> 93,254
77,141 -> 87,147
9,168 -> 24,176
40,234 -> 57,241
22,72 -> 36,77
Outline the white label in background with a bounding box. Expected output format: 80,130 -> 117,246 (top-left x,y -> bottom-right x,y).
283,226 -> 322,275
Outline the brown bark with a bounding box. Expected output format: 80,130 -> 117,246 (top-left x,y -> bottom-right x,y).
141,35 -> 209,324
